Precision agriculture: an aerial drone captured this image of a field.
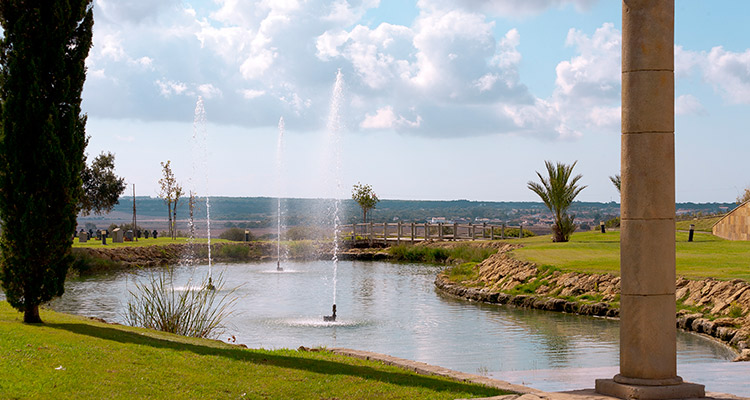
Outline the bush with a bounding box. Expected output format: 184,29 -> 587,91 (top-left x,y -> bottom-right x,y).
125,270 -> 237,339
285,225 -> 327,241
220,227 -> 253,242
70,250 -> 122,275
217,244 -> 250,260
492,227 -> 535,238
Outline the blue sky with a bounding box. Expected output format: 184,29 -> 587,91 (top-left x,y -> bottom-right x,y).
83,0 -> 750,203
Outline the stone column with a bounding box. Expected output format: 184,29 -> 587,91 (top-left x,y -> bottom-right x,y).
596,2 -> 703,398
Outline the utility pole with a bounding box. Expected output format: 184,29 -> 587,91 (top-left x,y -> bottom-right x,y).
132,184 -> 137,242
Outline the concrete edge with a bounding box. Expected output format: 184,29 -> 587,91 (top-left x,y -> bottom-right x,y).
326,348 -> 749,400
327,347 -> 545,396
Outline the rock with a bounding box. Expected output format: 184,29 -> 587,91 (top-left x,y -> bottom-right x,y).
733,349 -> 750,362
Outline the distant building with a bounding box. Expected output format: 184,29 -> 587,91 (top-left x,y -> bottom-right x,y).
712,202 -> 750,241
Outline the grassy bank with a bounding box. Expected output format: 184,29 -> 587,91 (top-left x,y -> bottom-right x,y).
0,302 -> 505,399
388,244 -> 497,264
675,216 -> 723,232
512,230 -> 750,281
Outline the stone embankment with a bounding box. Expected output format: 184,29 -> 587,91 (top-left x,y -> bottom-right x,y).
435,244 -> 750,361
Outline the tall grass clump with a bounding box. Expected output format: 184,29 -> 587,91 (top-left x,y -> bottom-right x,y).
125,269 -> 238,339
449,245 -> 497,263
388,245 -> 493,264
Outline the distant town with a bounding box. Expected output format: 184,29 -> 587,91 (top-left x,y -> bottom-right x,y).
78,196 -> 735,237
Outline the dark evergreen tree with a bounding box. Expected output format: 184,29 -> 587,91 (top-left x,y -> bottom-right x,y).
0,1 -> 94,323
80,152 -> 127,216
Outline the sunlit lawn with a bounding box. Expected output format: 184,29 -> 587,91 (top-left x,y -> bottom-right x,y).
512,230 -> 750,281
0,302 -> 506,400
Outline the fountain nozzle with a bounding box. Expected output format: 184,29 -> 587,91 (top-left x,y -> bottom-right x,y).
323,304 -> 337,322
206,277 -> 216,291
277,260 -> 283,272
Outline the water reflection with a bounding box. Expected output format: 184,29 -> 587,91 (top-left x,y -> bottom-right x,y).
37,261 -> 735,377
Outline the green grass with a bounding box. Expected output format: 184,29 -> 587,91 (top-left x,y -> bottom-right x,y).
73,237 -> 231,248
0,302 -> 506,400
512,230 -> 750,281
675,216 -> 723,232
388,244 -> 497,265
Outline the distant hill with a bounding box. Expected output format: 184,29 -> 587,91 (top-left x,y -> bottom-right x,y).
79,196 -> 734,229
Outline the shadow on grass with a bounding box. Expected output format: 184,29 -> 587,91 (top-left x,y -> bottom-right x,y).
42,321 -> 505,397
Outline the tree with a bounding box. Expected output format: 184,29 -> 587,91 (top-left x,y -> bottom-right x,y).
79,152 -> 127,215
737,187 -> 750,205
158,161 -> 181,239
0,1 -> 94,323
352,182 -> 379,223
609,174 -> 621,194
527,161 -> 586,242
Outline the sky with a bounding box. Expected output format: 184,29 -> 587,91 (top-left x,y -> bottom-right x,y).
83,0 -> 750,203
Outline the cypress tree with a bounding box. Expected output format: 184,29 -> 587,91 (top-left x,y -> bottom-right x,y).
0,1 -> 93,323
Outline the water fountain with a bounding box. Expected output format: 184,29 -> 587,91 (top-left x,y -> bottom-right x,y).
324,69 -> 345,322
276,117 -> 286,272
193,96 -> 215,290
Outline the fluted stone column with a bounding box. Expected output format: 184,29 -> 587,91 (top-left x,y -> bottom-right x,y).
595,2 -> 704,398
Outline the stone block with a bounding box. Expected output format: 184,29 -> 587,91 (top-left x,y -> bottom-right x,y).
620,132 -> 675,219
622,0 -> 674,72
621,70 -> 674,133
112,228 -> 123,243
620,294 -> 677,380
596,378 -> 704,400
620,218 -> 676,295
78,231 -> 88,243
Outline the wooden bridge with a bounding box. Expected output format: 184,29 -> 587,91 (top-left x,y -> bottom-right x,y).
339,222 -> 527,245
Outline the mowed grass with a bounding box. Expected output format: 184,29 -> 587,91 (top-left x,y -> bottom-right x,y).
0,302 -> 505,400
512,230 -> 750,281
675,215 -> 723,232
73,236 -> 231,249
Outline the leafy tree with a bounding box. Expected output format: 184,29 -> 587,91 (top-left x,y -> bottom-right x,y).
158,161 -> 183,239
0,1 -> 93,323
79,152 -> 127,215
351,182 -> 379,223
527,161 -> 586,242
609,174 -> 621,194
737,187 -> 750,205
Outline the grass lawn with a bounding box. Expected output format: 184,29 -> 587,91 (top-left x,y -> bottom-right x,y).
0,302 -> 506,400
512,230 -> 750,281
73,237 -> 231,249
675,216 -> 723,232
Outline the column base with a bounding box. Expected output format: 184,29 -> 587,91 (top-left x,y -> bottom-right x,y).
596,378 -> 705,399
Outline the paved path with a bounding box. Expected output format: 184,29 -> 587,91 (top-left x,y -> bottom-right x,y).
328,348 -> 749,400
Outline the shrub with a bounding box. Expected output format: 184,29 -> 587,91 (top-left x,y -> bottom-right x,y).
125,270 -> 237,339
492,227 -> 535,238
220,227 -> 253,242
70,250 -> 122,275
217,244 -> 250,260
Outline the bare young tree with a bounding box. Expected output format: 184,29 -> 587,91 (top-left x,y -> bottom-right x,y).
158,161 -> 180,239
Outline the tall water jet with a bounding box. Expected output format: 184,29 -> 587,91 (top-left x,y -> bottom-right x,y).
193,96 -> 215,290
324,69 -> 345,322
276,117 -> 286,271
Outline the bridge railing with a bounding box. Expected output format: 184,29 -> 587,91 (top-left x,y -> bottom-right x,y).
338,222 -> 527,245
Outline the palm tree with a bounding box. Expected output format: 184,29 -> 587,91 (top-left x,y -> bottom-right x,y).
609,174 -> 621,193
527,161 -> 587,242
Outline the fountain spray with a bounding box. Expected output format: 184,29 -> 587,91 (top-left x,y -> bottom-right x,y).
194,96 -> 215,290
324,69 -> 345,321
276,117 -> 286,272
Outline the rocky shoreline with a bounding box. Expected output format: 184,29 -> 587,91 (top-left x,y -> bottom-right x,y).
433,244 -> 750,361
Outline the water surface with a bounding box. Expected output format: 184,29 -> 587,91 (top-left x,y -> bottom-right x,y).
37,260 -> 742,394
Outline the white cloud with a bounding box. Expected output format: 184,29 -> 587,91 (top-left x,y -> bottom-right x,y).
418,0 -> 598,18
676,46 -> 750,105
675,94 -> 705,116
155,79 -> 189,97
241,89 -> 266,99
361,106 -> 422,129
197,84 -> 223,99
